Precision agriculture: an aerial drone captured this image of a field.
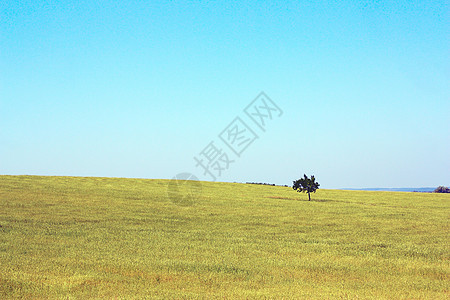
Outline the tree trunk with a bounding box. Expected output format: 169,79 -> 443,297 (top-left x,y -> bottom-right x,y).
308,192 -> 311,201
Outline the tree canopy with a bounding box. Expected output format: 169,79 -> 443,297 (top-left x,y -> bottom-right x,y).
293,174 -> 320,201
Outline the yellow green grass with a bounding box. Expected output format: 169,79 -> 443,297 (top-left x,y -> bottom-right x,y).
0,175 -> 448,299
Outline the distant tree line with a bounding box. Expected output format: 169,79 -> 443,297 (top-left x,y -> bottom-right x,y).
246,182 -> 289,187
245,182 -> 449,194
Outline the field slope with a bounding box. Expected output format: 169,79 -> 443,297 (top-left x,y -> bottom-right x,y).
0,175 -> 448,299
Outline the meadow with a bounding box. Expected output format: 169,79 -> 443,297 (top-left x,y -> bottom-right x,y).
0,175 -> 448,299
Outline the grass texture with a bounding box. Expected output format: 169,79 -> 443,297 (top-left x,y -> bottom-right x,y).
0,175 -> 448,299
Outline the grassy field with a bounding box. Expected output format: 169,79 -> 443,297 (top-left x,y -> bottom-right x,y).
0,175 -> 448,299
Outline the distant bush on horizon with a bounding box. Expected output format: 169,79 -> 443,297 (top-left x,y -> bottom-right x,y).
434,186 -> 450,193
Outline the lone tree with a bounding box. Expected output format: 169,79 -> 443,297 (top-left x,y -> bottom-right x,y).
434,186 -> 450,193
293,174 -> 320,201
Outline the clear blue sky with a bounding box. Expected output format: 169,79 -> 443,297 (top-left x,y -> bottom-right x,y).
1,0 -> 449,188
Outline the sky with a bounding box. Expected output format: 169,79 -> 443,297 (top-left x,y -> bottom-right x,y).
1,0 -> 449,188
